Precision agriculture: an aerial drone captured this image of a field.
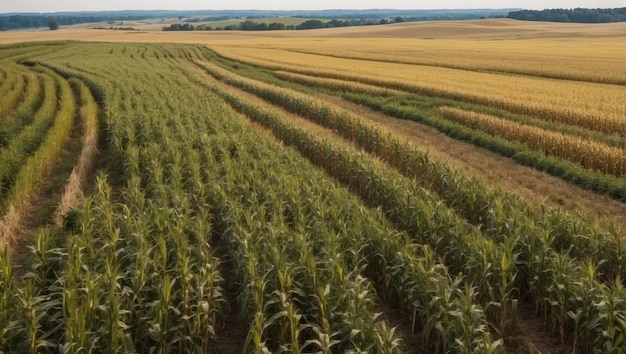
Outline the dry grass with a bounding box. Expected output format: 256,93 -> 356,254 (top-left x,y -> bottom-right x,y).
0,205 -> 21,250
52,122 -> 98,226
53,166 -> 84,226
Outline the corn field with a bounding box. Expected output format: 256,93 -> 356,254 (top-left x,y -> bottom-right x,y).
0,39 -> 624,354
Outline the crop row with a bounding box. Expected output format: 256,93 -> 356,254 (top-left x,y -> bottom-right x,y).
268,38 -> 626,84
192,59 -> 625,352
0,69 -> 56,203
201,136 -> 404,353
438,106 -> 625,177
0,69 -> 43,149
259,60 -> 626,201
210,46 -> 625,136
196,59 -> 626,283
0,49 -> 100,350
274,70 -> 403,97
0,63 -> 76,248
53,78 -> 100,225
272,69 -> 623,149
0,64 -> 27,119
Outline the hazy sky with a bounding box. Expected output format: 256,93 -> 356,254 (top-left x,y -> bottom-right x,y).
1,0 -> 624,13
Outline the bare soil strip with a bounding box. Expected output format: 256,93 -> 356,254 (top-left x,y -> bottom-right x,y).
503,300 -> 568,354
376,301 -> 425,353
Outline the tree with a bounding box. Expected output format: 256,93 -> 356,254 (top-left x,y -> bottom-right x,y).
48,19 -> 59,30
597,14 -> 615,22
507,8 -> 625,23
297,20 -> 325,30
268,22 -> 286,30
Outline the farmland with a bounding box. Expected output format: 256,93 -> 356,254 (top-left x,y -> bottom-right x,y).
0,19 -> 624,353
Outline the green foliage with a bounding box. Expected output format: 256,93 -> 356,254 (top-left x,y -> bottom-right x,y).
162,23 -> 195,31
47,20 -> 59,31
0,14 -> 150,31
508,7 -> 626,23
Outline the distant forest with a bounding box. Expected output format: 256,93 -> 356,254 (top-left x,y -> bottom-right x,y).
164,18 -> 411,32
508,8 -> 626,23
0,15 -> 150,30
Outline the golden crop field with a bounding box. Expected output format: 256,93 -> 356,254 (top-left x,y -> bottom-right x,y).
438,106 -> 625,176
208,45 -> 625,135
0,18 -> 624,354
254,37 -> 626,84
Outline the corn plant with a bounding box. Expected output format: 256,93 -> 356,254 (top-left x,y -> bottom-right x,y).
0,72 -> 56,206
0,71 -> 42,147
0,67 -> 26,119
0,247 -> 17,351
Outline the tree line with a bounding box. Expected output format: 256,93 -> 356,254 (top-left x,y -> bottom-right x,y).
0,15 -> 148,30
162,17 -> 413,32
508,8 -> 626,23
163,21 -> 286,31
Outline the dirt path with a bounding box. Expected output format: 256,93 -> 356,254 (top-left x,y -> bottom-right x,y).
319,94 -> 626,227
503,300 -> 567,354
376,302 -> 425,353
